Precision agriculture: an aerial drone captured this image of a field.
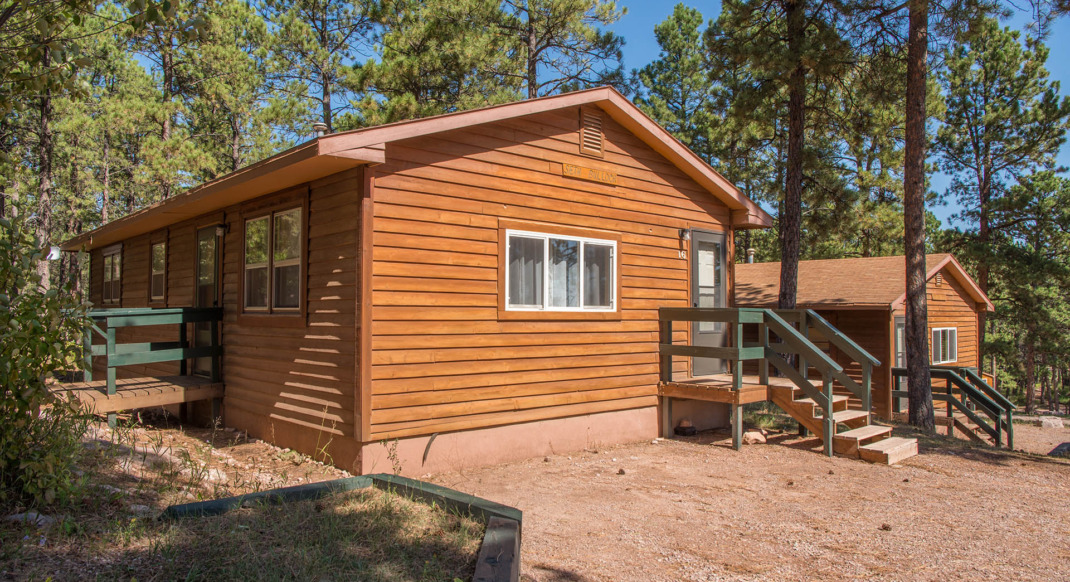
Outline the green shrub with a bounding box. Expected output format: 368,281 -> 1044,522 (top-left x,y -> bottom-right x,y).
0,199 -> 91,508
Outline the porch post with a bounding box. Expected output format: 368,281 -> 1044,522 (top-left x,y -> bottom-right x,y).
732,403 -> 743,451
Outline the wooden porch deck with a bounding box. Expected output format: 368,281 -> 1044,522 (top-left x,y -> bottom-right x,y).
659,373 -> 791,405
52,376 -> 224,415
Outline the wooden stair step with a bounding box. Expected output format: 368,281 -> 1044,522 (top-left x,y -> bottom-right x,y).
822,409 -> 870,424
859,437 -> 919,465
835,424 -> 892,442
794,394 -> 848,407
832,425 -> 893,457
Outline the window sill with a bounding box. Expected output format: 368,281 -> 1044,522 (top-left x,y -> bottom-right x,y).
497,308 -> 621,321
237,312 -> 307,328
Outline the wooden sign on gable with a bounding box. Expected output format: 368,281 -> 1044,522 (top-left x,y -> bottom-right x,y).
561,163 -> 617,186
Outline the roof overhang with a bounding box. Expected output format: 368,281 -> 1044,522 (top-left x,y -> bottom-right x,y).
64,87 -> 771,251
62,140 -> 384,251
890,254 -> 994,312
312,87 -> 770,228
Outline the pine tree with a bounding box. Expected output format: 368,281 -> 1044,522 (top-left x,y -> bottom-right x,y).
496,0 -> 626,99
262,0 -> 374,134
935,17 -> 1070,343
188,0 -> 279,174
989,172 -> 1070,412
633,4 -> 714,161
349,0 -> 518,127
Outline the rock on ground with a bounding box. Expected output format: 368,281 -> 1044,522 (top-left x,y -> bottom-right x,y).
1041,417 -> 1065,429
5,512 -> 55,529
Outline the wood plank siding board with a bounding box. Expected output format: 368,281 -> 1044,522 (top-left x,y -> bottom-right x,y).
369,109 -> 732,439
86,168 -> 364,469
923,266 -> 981,369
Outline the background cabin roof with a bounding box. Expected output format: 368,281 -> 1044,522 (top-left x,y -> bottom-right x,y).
62,86 -> 772,251
735,253 -> 994,311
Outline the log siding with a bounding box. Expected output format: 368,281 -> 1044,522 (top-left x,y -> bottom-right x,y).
88,169 -> 363,469
367,108 -> 732,440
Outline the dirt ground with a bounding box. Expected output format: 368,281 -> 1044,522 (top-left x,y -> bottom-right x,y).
430,422 -> 1070,582
7,413 -> 1068,581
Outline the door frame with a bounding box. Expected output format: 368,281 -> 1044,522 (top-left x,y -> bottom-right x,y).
689,228 -> 728,377
193,223 -> 223,376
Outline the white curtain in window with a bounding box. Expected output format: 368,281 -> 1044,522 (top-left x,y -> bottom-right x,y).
583,243 -> 612,307
508,236 -> 544,307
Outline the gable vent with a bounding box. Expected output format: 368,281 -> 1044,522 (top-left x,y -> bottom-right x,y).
579,109 -> 604,158
935,272 -> 943,286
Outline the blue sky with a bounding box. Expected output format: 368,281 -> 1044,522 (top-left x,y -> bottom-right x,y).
609,2 -> 1070,227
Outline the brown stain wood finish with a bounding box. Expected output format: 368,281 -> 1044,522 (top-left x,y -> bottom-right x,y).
88,169 -> 364,468
367,108 -> 733,440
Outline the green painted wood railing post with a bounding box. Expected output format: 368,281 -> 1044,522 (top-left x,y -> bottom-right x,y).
798,313 -> 809,383
861,363 -> 872,414
178,322 -> 188,376
210,318 -> 220,382
658,318 -> 671,383
758,322 -> 769,385
83,327 -> 93,382
732,403 -> 743,451
1006,410 -> 1014,450
106,323 -> 117,427
733,322 -> 744,390
822,374 -> 834,457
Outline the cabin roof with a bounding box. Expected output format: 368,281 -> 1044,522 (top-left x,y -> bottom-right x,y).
735,253 -> 994,312
62,86 -> 772,251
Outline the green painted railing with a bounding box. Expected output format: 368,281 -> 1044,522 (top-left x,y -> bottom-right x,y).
891,365 -> 1015,449
83,307 -> 223,423
658,307 -> 879,456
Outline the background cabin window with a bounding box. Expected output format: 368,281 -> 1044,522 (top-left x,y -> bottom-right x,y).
506,230 -> 615,311
932,327 -> 958,364
102,247 -> 121,305
272,208 -> 301,309
244,208 -> 302,312
150,242 -> 166,302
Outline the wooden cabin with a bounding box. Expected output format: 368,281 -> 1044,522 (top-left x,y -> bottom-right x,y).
61,87 -> 777,475
735,254 -> 995,419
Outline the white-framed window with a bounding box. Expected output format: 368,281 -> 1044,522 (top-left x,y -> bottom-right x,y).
244,207 -> 302,312
150,241 -> 166,302
932,327 -> 958,364
102,245 -> 121,305
505,229 -> 616,311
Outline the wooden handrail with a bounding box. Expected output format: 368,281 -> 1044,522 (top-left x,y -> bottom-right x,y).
761,310 -> 842,373
84,307 -> 224,399
800,310 -> 881,367
658,307 -> 871,458
892,366 -> 1013,448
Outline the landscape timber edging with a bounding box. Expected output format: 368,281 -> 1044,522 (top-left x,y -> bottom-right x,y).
157,473 -> 521,582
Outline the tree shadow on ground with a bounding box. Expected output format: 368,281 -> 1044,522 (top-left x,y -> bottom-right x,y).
892,424 -> 1070,469
6,488 -> 482,582
524,562 -> 596,582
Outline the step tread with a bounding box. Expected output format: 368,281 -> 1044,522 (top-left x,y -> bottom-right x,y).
794,395 -> 849,407
833,425 -> 892,441
860,436 -> 917,452
829,409 -> 870,423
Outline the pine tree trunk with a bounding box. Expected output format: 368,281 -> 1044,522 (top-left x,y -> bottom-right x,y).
778,0 -> 805,312
322,71 -> 332,132
102,134 -> 110,224
231,115 -> 242,171
161,47 -> 174,200
1024,332 -> 1036,414
36,42 -> 54,291
526,11 -> 538,99
977,157 -> 991,354
903,0 -> 934,431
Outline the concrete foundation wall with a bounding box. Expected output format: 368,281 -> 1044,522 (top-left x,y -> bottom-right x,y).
668,399 -> 731,433
361,406 -> 659,477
